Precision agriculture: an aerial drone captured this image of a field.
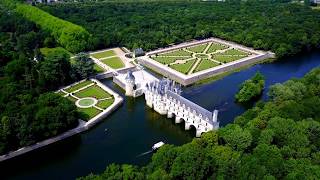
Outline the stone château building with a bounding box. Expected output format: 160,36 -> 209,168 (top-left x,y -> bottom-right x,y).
144,79 -> 219,137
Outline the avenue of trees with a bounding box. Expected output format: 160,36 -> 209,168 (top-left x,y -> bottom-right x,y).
0,5 -> 95,154
80,67 -> 320,179
235,72 -> 265,102
39,1 -> 320,57
3,0 -> 91,53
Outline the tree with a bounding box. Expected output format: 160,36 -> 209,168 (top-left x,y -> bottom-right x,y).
219,124 -> 252,151
149,144 -> 178,173
235,72 -> 265,102
38,49 -> 71,90
71,52 -> 95,80
170,143 -> 210,179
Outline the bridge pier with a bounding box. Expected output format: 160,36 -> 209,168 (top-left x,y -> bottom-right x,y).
185,122 -> 191,130
175,116 -> 183,124
196,130 -> 202,137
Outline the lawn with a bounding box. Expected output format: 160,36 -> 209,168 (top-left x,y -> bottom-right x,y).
186,43 -> 208,53
96,98 -> 114,109
170,59 -> 196,74
40,47 -> 73,57
67,96 -> 77,102
94,64 -> 105,73
222,49 -> 249,56
78,107 -> 102,121
207,43 -> 228,53
75,85 -> 112,99
153,56 -> 190,65
194,59 -> 219,73
91,50 -> 116,59
213,55 -> 247,63
101,57 -> 125,69
195,54 -> 209,59
57,91 -> 66,96
160,49 -> 192,57
64,80 -> 93,93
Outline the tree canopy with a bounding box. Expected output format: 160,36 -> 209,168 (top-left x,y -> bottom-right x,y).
235,71 -> 265,102
39,1 -> 320,57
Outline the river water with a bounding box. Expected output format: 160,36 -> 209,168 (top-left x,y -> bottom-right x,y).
1,52 -> 319,180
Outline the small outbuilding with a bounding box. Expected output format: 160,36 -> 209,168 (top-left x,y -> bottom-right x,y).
133,48 -> 145,58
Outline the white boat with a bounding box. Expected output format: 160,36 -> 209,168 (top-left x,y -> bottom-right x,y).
152,141 -> 165,150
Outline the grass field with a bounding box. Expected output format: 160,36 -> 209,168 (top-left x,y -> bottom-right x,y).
78,107 -> 102,121
57,91 -> 66,96
101,57 -> 125,69
94,64 -> 105,73
186,43 -> 208,53
160,49 -> 192,57
65,80 -> 93,93
96,98 -> 114,109
91,50 -> 116,59
78,98 -> 95,106
207,43 -> 228,53
153,56 -> 191,64
170,59 -> 196,74
223,49 -> 249,56
194,59 -> 219,73
213,55 -> 247,63
67,96 -> 77,102
40,47 -> 73,57
75,85 -> 112,99
195,54 -> 209,59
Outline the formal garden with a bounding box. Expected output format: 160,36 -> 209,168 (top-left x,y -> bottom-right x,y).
150,41 -> 251,75
57,80 -> 115,121
90,49 -> 125,69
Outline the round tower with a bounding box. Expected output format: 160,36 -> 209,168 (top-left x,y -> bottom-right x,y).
125,71 -> 135,96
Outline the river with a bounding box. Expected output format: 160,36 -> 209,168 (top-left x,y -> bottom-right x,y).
1,51 -> 319,180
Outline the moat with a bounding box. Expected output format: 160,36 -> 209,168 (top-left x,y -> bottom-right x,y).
1,51 -> 319,180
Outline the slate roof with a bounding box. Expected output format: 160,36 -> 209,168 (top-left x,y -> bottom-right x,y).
166,90 -> 213,122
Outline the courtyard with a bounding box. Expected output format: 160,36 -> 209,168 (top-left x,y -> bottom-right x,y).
57,80 -> 115,121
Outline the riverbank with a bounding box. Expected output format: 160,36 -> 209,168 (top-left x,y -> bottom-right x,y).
194,58 -> 275,86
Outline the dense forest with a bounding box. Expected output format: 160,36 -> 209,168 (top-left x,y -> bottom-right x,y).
0,3 -> 96,154
80,67 -> 320,179
40,1 -> 320,57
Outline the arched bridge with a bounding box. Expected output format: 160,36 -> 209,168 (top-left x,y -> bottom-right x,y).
144,79 -> 219,137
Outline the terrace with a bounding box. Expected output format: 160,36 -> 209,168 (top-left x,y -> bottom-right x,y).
138,37 -> 274,85
58,80 -> 116,121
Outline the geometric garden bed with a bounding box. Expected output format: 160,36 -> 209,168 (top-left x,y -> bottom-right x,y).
57,80 -> 115,121
149,41 -> 252,75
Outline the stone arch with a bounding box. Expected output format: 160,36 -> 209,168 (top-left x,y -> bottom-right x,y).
175,116 -> 185,124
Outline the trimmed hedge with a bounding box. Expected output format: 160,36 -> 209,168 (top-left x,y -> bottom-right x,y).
15,4 -> 90,53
